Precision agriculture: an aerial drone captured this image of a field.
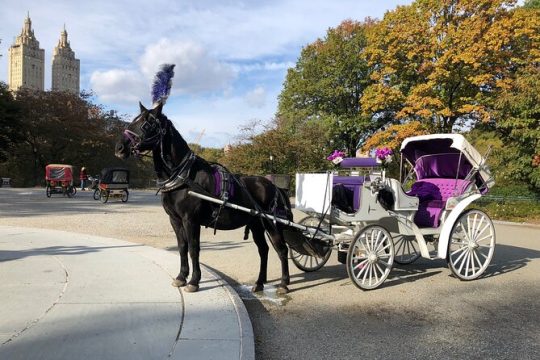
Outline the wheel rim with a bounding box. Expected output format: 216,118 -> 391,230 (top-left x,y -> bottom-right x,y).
290,216 -> 332,272
348,226 -> 394,290
394,235 -> 421,264
448,210 -> 495,280
121,190 -> 128,202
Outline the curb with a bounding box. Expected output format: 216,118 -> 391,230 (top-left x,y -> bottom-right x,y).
493,220 -> 540,229
202,265 -> 255,360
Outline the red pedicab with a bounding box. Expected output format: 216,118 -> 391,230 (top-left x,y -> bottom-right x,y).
45,164 -> 77,198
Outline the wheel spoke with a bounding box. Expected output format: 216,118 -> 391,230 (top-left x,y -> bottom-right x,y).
354,258 -> 369,271
395,237 -> 405,255
476,233 -> 494,243
473,250 -> 483,272
375,263 -> 386,277
452,245 -> 468,266
450,246 -> 467,256
375,231 -> 387,252
457,250 -> 469,274
376,243 -> 391,256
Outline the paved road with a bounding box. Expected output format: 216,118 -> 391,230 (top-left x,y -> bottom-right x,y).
1,188 -> 539,359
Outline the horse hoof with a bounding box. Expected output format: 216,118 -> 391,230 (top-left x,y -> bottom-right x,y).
183,284 -> 199,293
252,284 -> 264,293
172,279 -> 186,287
276,286 -> 289,295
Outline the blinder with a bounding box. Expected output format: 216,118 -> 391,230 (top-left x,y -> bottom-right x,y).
123,112 -> 164,157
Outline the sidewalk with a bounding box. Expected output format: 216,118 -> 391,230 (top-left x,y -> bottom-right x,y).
0,226 -> 254,360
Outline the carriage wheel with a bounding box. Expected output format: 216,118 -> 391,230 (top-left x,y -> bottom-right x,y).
93,189 -> 100,200
100,190 -> 109,203
289,216 -> 332,272
121,189 -> 129,203
46,186 -> 52,198
447,209 -> 495,281
347,225 -> 394,290
393,235 -> 421,265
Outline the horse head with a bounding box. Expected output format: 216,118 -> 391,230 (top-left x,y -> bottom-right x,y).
115,101 -> 166,159
116,63 -> 176,160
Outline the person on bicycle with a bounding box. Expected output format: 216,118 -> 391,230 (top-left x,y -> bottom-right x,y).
80,167 -> 88,190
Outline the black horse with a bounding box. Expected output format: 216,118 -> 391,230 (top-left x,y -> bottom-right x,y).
115,101 -> 293,294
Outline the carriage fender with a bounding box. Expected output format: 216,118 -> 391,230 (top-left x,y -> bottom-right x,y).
437,194 -> 481,259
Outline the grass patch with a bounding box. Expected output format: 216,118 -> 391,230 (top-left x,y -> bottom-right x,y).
474,199 -> 540,224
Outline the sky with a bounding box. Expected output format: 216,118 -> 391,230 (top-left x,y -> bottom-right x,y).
0,0 -> 412,148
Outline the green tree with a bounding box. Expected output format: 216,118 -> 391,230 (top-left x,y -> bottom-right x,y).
221,117 -> 330,176
362,0 -> 534,132
495,64 -> 540,190
278,19 -> 376,155
523,0 -> 540,9
0,82 -> 23,163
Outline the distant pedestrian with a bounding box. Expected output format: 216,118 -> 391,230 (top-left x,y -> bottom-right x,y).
80,167 -> 88,190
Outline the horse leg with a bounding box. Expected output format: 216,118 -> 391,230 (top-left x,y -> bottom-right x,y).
184,221 -> 201,293
250,223 -> 269,293
269,227 -> 290,295
170,218 -> 189,288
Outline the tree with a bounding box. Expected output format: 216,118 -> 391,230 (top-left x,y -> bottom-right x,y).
523,0 -> 540,9
0,88 -> 155,187
495,64 -> 540,190
0,82 -> 23,163
221,117 -> 330,176
362,0 -> 534,132
278,19 -> 376,155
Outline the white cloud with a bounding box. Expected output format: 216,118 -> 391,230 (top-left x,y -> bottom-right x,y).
244,86 -> 267,108
139,39 -> 236,95
90,69 -> 147,103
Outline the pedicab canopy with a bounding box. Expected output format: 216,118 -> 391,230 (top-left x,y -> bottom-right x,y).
400,134 -> 495,191
100,167 -> 130,184
45,164 -> 74,181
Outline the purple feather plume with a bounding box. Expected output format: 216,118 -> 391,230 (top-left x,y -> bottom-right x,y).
151,64 -> 175,105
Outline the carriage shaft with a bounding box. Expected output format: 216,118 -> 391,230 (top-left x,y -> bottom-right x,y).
187,190 -> 333,240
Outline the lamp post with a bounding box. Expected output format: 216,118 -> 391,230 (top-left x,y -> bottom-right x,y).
269,154 -> 274,174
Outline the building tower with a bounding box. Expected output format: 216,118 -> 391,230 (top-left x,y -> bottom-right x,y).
52,25 -> 80,94
8,13 -> 45,91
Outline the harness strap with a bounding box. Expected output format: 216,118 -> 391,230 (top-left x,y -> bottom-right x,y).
157,152 -> 197,192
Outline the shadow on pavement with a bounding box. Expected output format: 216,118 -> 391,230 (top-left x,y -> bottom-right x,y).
0,244 -> 141,262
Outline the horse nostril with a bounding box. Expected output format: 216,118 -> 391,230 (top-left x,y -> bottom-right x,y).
116,143 -> 124,152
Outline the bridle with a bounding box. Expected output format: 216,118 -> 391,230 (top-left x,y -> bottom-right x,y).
123,110 -> 197,193
123,112 -> 163,158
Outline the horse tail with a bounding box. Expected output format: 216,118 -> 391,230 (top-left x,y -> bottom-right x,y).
277,187 -> 293,221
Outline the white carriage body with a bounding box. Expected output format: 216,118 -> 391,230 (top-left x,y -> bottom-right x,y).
295,133 -> 495,262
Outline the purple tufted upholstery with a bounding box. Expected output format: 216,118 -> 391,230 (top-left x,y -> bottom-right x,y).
333,176 -> 365,211
408,178 -> 471,228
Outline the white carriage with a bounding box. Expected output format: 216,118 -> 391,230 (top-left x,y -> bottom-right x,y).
292,134 -> 496,290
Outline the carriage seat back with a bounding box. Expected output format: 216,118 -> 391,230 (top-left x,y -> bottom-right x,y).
408,178 -> 471,228
332,176 -> 365,212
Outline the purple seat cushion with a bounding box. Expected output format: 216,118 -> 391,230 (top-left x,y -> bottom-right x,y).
408,178 -> 471,228
339,157 -> 379,168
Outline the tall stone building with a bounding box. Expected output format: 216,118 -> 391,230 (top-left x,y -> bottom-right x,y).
52,26 -> 80,94
8,14 -> 45,91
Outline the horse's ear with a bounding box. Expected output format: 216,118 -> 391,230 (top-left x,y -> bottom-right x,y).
153,101 -> 164,116
139,101 -> 147,113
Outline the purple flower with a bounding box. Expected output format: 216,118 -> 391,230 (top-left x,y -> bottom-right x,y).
375,147 -> 393,167
327,150 -> 346,164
